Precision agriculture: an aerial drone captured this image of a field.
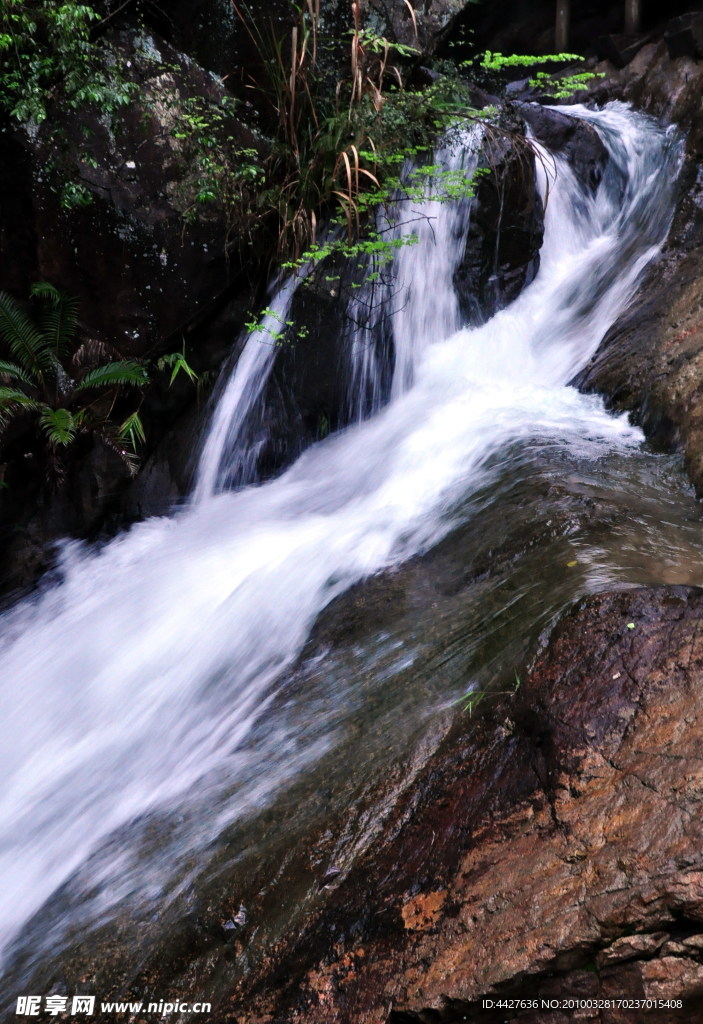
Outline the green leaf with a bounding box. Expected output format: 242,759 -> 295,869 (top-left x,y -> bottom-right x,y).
39,406 -> 76,446
0,360 -> 35,386
0,386 -> 40,411
118,410 -> 146,453
158,352 -> 199,386
31,282 -> 79,360
74,361 -> 148,392
0,291 -> 49,379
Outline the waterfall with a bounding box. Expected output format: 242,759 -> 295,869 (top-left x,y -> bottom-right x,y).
194,273 -> 300,500
195,126 -> 481,497
346,127 -> 481,417
0,103 -> 684,989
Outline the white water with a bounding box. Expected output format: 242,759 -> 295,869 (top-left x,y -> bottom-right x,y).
347,129 -> 480,416
195,273 -> 300,499
0,104 -> 683,976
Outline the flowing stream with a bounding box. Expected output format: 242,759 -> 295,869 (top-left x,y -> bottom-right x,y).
2,103 -> 702,1003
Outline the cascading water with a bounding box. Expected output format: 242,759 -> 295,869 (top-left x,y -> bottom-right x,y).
195,129 -> 481,496
346,128 -> 482,417
0,103 -> 698,1003
194,273 -> 301,499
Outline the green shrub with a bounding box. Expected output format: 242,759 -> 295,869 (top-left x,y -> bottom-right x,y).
0,1 -> 135,125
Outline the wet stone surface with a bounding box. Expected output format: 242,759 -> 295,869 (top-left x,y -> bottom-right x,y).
214,585 -> 703,1024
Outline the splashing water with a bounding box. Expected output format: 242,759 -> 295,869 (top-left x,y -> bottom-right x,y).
0,103 -> 689,989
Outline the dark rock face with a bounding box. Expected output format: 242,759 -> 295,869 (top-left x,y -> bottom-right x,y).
592,32 -> 655,70
453,133 -> 544,325
0,28 -> 262,356
453,101 -> 608,331
254,268 -> 361,474
517,103 -> 609,193
220,586 -> 703,1023
0,27 -> 271,591
370,0 -> 473,52
665,12 -> 703,60
234,125 -> 549,485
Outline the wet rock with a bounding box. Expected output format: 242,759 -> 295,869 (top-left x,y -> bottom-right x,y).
665,12 -> 703,60
318,867 -> 343,890
0,437 -> 134,595
593,32 -> 654,69
517,103 -> 609,192
257,258 -> 365,475
454,132 -> 544,325
579,41 -> 703,137
573,232 -> 703,496
570,43 -> 703,496
212,586 -> 703,1023
237,119 -> 550,485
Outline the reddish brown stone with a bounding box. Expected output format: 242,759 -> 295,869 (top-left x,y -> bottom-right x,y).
211,587 -> 703,1024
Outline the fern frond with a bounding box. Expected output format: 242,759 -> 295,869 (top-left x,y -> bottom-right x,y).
118,410 -> 146,449
0,360 -> 35,387
73,361 -> 149,392
31,282 -> 79,360
39,407 -> 76,446
98,421 -> 140,476
72,338 -> 123,370
0,291 -> 50,379
0,386 -> 40,412
29,282 -> 62,302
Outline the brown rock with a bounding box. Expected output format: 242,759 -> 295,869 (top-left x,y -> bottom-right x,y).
641,956 -> 703,1000
597,933 -> 669,968
215,587 -> 703,1023
401,890 -> 447,932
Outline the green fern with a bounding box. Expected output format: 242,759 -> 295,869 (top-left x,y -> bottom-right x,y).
39,407 -> 76,446
157,350 -> 199,386
0,291 -> 51,380
118,410 -> 146,452
0,360 -> 35,387
0,284 -> 152,484
0,386 -> 40,411
74,361 -> 148,392
30,282 -> 79,360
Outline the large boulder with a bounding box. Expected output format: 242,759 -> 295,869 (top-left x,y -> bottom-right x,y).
665,11 -> 703,60
517,102 -> 609,192
220,585 -> 703,1022
453,131 -> 544,324
227,124 -> 550,486
370,0 -> 475,52
0,26 -> 273,590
